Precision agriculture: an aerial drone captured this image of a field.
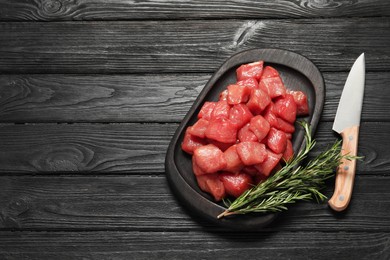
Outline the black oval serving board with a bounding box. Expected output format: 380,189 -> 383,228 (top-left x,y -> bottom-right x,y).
165,48 -> 325,230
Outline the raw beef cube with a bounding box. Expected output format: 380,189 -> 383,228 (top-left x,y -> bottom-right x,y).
238,123 -> 258,142
198,102 -> 216,120
266,127 -> 287,154
181,128 -> 206,155
274,94 -> 297,124
246,88 -> 271,115
287,90 -> 309,116
219,172 -> 253,198
192,156 -> 206,176
254,149 -> 283,177
193,144 -> 227,174
261,66 -> 280,79
259,76 -> 286,99
223,145 -> 244,173
196,174 -> 226,201
229,104 -> 253,129
249,115 -> 271,142
205,117 -> 237,144
236,61 -> 264,81
262,104 -> 278,128
227,84 -> 252,105
211,100 -> 231,120
236,142 -> 267,165
188,118 -> 209,138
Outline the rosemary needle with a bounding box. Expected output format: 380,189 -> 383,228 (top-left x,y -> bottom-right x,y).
218,122 -> 357,219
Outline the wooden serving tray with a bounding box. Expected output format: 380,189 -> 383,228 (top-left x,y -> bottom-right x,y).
165,48 -> 325,230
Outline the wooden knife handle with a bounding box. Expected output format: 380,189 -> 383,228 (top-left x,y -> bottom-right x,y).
328,125 -> 359,211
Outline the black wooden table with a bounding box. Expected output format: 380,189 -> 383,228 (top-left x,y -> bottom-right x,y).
0,1 -> 390,259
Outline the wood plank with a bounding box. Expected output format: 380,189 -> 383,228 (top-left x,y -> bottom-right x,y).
0,72 -> 388,123
0,123 -> 176,173
0,122 -> 387,174
0,232 -> 388,260
0,18 -> 389,73
1,0 -> 390,21
0,74 -> 206,123
0,175 -> 389,232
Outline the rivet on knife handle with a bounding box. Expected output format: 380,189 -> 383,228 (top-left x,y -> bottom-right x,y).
328,125 -> 359,211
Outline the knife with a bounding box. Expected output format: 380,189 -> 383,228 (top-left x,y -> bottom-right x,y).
328,53 -> 365,211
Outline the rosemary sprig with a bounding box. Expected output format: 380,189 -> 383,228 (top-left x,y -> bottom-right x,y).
217,122 -> 357,219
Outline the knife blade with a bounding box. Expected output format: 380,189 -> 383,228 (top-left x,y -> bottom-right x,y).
328,53 -> 365,211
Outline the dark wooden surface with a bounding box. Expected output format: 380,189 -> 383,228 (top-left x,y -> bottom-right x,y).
0,1 -> 389,259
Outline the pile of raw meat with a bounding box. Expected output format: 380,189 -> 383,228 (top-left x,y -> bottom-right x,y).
182,61 -> 309,201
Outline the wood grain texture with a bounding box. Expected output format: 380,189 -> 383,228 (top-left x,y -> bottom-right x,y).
0,175 -> 389,232
0,231 -> 389,260
0,0 -> 389,21
0,1 -> 389,260
0,18 -> 389,74
0,122 -> 388,174
0,72 -> 388,123
0,74 -> 205,123
0,123 -> 177,173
